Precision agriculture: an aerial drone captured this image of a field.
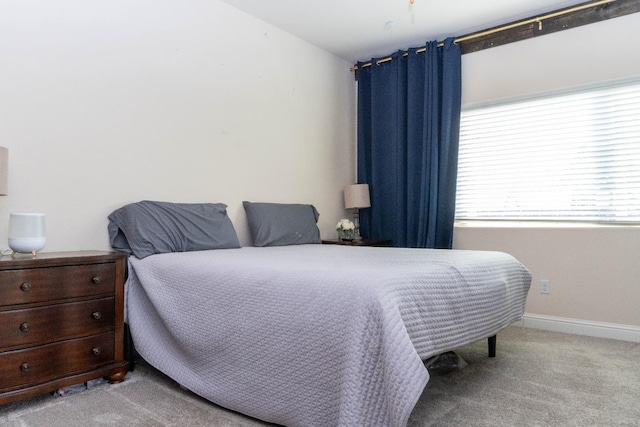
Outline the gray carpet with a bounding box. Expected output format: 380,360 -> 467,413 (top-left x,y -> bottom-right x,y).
2,326 -> 639,426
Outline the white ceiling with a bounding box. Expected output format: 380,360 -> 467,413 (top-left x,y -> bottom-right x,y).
219,0 -> 589,63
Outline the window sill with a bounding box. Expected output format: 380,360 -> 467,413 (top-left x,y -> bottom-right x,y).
454,220 -> 640,229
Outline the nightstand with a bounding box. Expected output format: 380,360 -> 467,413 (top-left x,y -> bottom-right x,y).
322,239 -> 392,247
0,251 -> 129,405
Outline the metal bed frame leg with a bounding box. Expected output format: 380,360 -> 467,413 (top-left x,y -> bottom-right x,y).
488,335 -> 496,358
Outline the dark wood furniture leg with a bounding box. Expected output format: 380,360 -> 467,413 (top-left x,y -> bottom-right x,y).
488,335 -> 496,357
124,323 -> 137,371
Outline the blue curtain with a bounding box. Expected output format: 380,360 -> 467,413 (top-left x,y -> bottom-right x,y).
357,38 -> 461,249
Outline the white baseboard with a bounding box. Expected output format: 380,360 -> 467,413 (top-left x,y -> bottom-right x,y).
516,314 -> 640,343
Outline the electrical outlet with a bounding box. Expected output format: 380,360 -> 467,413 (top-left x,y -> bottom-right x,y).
540,279 -> 550,294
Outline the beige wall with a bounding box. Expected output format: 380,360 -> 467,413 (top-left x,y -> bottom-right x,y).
0,1 -> 356,250
457,13 -> 640,328
454,225 -> 640,327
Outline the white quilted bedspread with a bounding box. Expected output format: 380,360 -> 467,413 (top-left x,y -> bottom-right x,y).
126,245 -> 531,427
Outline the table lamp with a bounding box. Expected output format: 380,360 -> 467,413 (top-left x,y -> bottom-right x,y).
0,147 -> 7,196
344,184 -> 371,240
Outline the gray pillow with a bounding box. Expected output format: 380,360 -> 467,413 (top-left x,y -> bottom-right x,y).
108,200 -> 240,258
243,201 -> 321,247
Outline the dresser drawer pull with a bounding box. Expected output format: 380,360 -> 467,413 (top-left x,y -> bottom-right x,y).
92,347 -> 101,356
20,282 -> 32,292
91,276 -> 102,284
20,363 -> 30,372
92,311 -> 102,320
20,322 -> 31,332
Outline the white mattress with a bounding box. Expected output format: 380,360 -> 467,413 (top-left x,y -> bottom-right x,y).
125,245 -> 531,426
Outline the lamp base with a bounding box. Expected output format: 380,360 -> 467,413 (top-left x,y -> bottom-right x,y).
353,208 -> 362,240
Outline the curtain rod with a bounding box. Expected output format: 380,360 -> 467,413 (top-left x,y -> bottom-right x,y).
350,0 -> 616,72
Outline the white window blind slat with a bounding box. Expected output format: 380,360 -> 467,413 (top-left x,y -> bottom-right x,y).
455,77 -> 640,223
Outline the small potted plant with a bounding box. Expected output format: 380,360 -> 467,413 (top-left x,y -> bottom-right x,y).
336,218 -> 355,241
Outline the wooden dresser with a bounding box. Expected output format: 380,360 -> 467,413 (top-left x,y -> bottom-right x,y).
0,251 -> 128,405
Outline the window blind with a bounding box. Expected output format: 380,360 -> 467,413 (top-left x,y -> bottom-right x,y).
455,77 -> 640,223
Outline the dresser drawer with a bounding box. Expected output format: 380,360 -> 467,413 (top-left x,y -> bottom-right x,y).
0,263 -> 115,306
0,332 -> 115,391
0,298 -> 115,350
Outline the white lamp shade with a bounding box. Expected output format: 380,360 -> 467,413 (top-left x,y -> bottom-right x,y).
0,147 -> 7,196
8,213 -> 46,254
344,184 -> 371,209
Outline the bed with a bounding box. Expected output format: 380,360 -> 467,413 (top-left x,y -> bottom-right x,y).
108,201 -> 532,427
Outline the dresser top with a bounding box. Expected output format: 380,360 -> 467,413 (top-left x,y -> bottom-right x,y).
0,251 -> 128,269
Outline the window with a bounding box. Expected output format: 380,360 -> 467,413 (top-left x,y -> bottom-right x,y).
455,77 -> 640,223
